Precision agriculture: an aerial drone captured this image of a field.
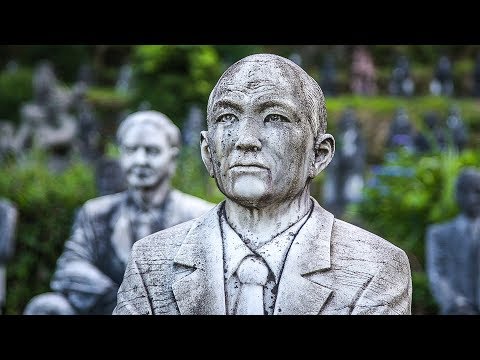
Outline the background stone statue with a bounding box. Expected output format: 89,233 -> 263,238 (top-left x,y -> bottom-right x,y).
414,111 -> 447,153
0,199 -> 18,314
114,54 -> 412,315
426,168 -> 480,314
429,55 -> 454,97
386,107 -> 416,153
23,110 -> 215,315
0,121 -> 15,163
350,46 -> 377,96
388,55 -> 414,97
446,105 -> 468,152
323,108 -> 366,218
13,61 -> 83,171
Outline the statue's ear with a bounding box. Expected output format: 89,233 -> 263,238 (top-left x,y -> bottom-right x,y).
200,131 -> 215,178
309,133 -> 335,178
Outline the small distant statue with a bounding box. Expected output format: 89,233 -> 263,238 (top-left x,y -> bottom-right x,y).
13,61 -> 83,171
350,47 -> 377,96
426,168 -> 480,314
182,104 -> 204,147
115,63 -> 133,93
386,107 -> 416,152
323,108 -> 366,217
4,60 -> 18,74
73,64 -> 101,163
414,111 -> 448,153
446,105 -> 468,151
0,199 -> 18,314
0,121 -> 15,163
320,54 -> 338,97
23,110 -> 215,315
388,55 -> 415,97
76,64 -> 95,87
430,55 -> 454,96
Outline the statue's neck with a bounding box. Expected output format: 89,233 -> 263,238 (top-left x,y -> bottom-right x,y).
130,180 -> 170,210
224,189 -> 311,249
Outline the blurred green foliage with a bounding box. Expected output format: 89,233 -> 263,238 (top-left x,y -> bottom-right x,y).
0,45 -> 91,83
131,45 -> 223,127
0,68 -> 33,123
351,148 -> 480,314
172,145 -> 225,205
326,95 -> 480,164
0,152 -> 97,314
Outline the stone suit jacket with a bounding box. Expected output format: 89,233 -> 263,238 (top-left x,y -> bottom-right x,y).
50,189 -> 215,314
426,214 -> 480,314
114,198 -> 412,315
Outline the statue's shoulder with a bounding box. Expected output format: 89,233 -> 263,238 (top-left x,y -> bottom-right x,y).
131,219 -> 197,259
332,218 -> 408,263
81,192 -> 126,216
170,189 -> 216,209
426,216 -> 460,238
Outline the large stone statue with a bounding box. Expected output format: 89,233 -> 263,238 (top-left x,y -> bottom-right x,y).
23,111 -> 215,315
114,54 -> 412,315
426,168 -> 480,315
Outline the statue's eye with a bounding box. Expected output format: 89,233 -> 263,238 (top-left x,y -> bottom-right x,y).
217,114 -> 238,123
145,146 -> 161,155
265,114 -> 290,123
123,146 -> 137,154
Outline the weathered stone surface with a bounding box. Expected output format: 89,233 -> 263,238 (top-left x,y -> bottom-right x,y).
24,111 -> 214,315
114,54 -> 412,315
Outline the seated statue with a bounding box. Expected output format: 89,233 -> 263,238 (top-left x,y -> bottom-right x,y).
24,110 -> 215,315
114,54 -> 412,315
426,168 -> 480,314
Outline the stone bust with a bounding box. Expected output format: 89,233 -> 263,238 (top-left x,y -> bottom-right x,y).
23,110 -> 215,315
114,54 -> 412,315
426,168 -> 480,314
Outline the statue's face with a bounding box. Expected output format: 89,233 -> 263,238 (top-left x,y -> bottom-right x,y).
460,174 -> 480,218
120,123 -> 176,190
205,60 -> 316,208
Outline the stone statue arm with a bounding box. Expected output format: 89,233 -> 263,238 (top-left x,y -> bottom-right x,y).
12,121 -> 34,153
351,249 -> 412,315
426,226 -> 470,313
113,243 -> 153,315
36,114 -> 77,149
50,206 -> 117,314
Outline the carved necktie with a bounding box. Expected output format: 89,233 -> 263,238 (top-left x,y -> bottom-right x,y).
235,255 -> 269,315
135,211 -> 152,240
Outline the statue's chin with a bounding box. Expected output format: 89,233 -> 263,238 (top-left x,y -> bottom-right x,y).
230,176 -> 268,204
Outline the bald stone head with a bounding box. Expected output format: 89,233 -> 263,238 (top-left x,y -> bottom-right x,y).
201,53 -> 334,208
207,53 -> 328,139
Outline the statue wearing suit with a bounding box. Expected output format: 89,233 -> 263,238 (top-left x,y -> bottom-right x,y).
426,168 -> 480,314
114,54 -> 412,315
24,111 -> 214,315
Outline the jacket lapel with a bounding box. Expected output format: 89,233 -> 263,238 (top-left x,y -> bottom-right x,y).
110,195 -> 133,265
172,203 -> 226,315
274,198 -> 334,315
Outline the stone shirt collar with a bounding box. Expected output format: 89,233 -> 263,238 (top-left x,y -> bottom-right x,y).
220,201 -> 312,283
